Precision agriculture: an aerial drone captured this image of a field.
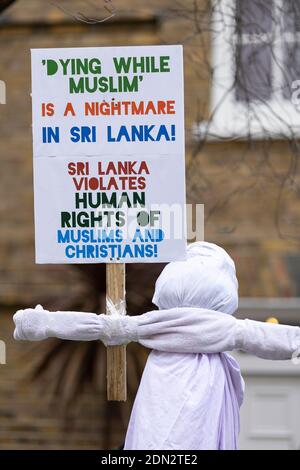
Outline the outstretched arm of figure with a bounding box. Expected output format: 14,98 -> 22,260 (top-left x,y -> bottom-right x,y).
13,305 -> 300,361
136,308 -> 300,360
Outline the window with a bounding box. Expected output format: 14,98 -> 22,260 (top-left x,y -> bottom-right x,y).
199,0 -> 300,139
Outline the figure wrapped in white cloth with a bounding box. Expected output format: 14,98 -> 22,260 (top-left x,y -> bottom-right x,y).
13,242 -> 300,450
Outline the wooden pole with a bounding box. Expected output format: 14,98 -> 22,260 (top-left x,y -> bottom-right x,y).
106,263 -> 127,401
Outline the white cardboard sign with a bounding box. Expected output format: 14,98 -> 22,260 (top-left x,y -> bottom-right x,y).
31,45 -> 186,263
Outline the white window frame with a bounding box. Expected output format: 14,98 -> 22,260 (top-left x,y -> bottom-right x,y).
196,0 -> 300,140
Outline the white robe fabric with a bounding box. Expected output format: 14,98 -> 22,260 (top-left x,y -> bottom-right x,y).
124,351 -> 243,450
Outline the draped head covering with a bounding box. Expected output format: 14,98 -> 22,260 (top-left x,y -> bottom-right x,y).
124,241 -> 244,450
152,241 -> 238,314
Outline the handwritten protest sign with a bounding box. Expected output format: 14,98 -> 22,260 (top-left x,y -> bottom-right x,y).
31,46 -> 186,264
